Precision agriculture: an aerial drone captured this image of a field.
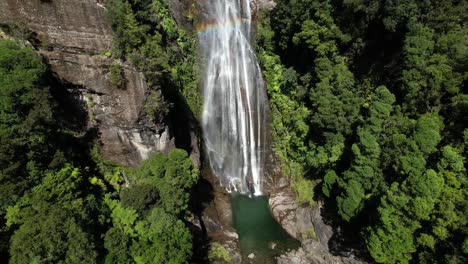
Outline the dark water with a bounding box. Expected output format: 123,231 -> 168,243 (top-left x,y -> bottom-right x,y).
231,194 -> 300,263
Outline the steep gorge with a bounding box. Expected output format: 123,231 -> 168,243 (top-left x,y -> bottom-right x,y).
0,1 -> 365,263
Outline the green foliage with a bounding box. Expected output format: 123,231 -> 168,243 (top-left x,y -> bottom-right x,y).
105,0 -> 144,57
258,0 -> 467,262
366,168 -> 445,263
89,144 -> 124,186
131,208 -> 192,264
257,1 -> 362,208
336,86 -> 395,220
105,0 -> 202,118
106,197 -> 139,237
293,176 -> 317,206
305,226 -> 317,239
257,48 -> 313,204
309,55 -> 361,136
152,0 -> 179,39
103,149 -> 197,263
401,22 -> 462,113
208,242 -> 232,263
110,63 -> 125,88
104,227 -> 133,264
0,39 -> 53,213
0,23 -> 199,263
322,170 -> 337,197
7,165 -> 101,264
120,184 -> 159,214
337,179 -> 365,222
144,90 -> 172,120
135,149 -> 198,214
104,204 -> 193,264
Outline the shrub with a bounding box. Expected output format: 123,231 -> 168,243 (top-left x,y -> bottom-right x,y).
110,63 -> 125,88
208,242 -> 232,263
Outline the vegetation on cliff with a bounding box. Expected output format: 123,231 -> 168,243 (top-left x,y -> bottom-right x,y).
1,0 -> 466,263
106,0 -> 202,118
256,0 -> 467,263
0,38 -> 199,263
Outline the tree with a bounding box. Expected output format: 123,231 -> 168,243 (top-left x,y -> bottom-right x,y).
0,39 -> 53,213
337,179 -> 366,221
367,168 -> 447,263
401,22 -> 461,114
6,165 -> 100,264
336,86 -> 395,220
131,208 -> 192,264
158,149 -> 199,214
120,184 -> 159,214
104,149 -> 197,262
105,0 -> 144,57
110,63 -> 125,88
104,227 -> 133,264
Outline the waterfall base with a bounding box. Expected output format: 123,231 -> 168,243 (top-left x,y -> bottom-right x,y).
230,194 -> 300,263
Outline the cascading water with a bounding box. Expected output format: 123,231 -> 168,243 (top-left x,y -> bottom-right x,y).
198,0 -> 268,195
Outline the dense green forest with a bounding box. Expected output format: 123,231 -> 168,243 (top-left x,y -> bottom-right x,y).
257,0 -> 467,263
0,37 -> 198,263
0,0 -> 201,262
0,0 -> 466,263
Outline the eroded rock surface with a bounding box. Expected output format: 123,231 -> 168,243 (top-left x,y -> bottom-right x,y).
269,178 -> 367,264
0,0 -> 187,166
257,0 -> 277,11
269,182 -> 299,238
189,167 -> 242,264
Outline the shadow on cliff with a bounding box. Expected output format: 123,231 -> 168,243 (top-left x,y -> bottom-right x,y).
46,68 -> 104,170
160,77 -> 199,152
318,183 -> 374,262
159,77 -> 215,262
188,176 -> 215,263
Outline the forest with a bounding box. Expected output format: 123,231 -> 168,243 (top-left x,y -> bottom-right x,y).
256,0 -> 467,263
0,0 -> 466,264
0,0 -> 200,262
0,34 -> 198,263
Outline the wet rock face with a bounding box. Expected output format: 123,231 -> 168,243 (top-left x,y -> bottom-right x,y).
204,172 -> 242,264
269,184 -> 299,238
189,167 -> 243,264
0,0 -> 177,166
269,184 -> 367,264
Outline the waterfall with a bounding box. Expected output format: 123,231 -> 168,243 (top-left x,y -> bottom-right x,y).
198,0 -> 268,195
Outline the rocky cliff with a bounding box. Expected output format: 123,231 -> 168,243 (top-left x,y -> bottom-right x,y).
0,0 -> 180,167
1,1 -> 367,263
268,172 -> 367,264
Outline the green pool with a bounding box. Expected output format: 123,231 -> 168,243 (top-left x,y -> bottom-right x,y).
231,194 -> 300,263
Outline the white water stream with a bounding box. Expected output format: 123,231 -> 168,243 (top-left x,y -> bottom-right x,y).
198,0 -> 268,195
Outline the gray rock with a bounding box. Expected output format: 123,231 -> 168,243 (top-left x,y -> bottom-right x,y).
269,241 -> 277,249
267,166 -> 367,264
269,187 -> 299,238
0,0 -> 199,167
278,238 -> 366,264
256,0 -> 277,11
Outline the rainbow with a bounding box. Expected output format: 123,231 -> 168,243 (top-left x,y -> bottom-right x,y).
196,16 -> 247,36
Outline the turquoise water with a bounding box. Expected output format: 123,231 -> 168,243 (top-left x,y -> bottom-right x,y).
231,194 -> 300,263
